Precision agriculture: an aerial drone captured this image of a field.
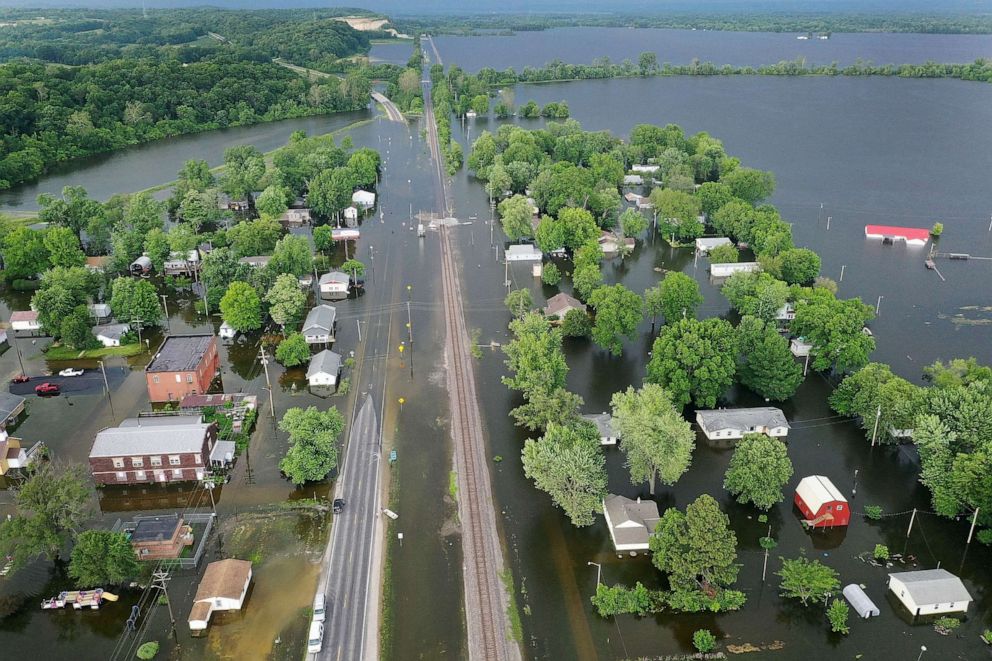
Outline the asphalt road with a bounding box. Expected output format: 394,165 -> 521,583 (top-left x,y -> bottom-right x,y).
371,92 -> 405,124
8,368 -> 128,396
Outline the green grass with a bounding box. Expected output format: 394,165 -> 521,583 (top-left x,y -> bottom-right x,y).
448,470 -> 458,500
44,343 -> 147,361
499,568 -> 524,643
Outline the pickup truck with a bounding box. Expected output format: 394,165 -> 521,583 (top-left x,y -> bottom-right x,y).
58,368 -> 84,377
35,383 -> 60,396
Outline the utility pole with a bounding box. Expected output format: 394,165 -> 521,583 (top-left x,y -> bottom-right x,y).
10,333 -> 25,376
839,265 -> 846,282
761,524 -> 772,582
870,404 -> 882,447
406,300 -> 413,346
132,318 -> 144,346
258,347 -> 274,418
151,569 -> 176,638
826,216 -> 831,231
906,508 -> 917,538
98,360 -> 116,423
876,295 -> 883,315
161,295 -> 170,333
803,353 -> 810,377
967,508 -> 980,545
818,202 -> 823,224
204,474 -> 217,513
356,319 -> 362,343
369,245 -> 375,284
201,274 -> 209,316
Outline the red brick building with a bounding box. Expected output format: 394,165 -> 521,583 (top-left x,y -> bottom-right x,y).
88,416 -> 217,485
145,334 -> 219,402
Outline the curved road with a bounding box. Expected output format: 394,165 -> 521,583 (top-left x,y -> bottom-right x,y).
370,92 -> 405,124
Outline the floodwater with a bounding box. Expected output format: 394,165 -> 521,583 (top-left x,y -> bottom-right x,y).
435,27 -> 992,73
369,41 -> 414,66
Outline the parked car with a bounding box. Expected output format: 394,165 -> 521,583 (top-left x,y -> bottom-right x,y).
307,621 -> 324,654
58,368 -> 84,377
312,593 -> 326,622
35,383 -> 60,396
11,374 -> 29,383
333,498 -> 346,514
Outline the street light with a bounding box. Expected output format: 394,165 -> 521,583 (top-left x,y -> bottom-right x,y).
587,561 -> 602,587
916,646 -> 927,661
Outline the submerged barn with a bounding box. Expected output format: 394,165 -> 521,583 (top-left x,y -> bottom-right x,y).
794,475 -> 850,528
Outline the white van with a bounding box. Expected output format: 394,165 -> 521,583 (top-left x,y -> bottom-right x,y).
313,592 -> 326,622
307,621 -> 323,654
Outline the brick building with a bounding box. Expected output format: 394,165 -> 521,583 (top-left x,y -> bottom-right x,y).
88,416 -> 217,485
127,514 -> 194,560
145,334 -> 220,402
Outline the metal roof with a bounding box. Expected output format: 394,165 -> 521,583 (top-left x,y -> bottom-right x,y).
10,310 -> 38,322
146,335 -> 214,373
302,305 -> 337,334
193,559 -> 252,602
94,323 -> 130,340
696,407 -> 789,432
319,271 -> 350,285
307,350 -> 342,378
90,418 -> 211,457
843,584 -> 880,618
889,569 -> 972,605
795,475 -> 847,513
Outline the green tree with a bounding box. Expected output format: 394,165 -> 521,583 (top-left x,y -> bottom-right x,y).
255,184 -> 291,220
37,185 -> 103,238
221,145 -> 265,203
228,218 -> 282,257
348,149 -> 380,189
268,235 -> 312,277
558,207 -> 600,251
590,582 -> 657,617
650,188 -> 703,242
721,272 -> 790,322
265,273 -> 307,333
829,363 -> 920,443
110,277 -> 162,326
611,384 -> 695,493
309,167 -> 356,218
275,333 -> 311,367
561,308 -> 592,338
696,181 -> 734,216
737,317 -> 804,401
572,264 -> 603,301
647,318 -> 738,408
708,243 -> 739,264
723,433 -> 793,509
643,284 -> 665,329
521,423 -> 607,527
2,226 -> 50,280
220,281 -> 262,332
69,530 -> 140,587
498,195 -> 534,241
541,262 -> 561,286
534,214 -> 566,253
638,51 -> 660,75
485,159 -> 513,201
511,387 -> 584,432
657,272 -> 703,323
0,461 -> 93,571
587,284 -> 644,355
505,288 -> 533,318
176,159 -> 214,194
777,553 -> 840,606
32,285 -> 78,338
791,294 -> 875,373
618,208 -> 648,239
278,406 -> 345,485
341,259 -> 365,281
178,190 -> 216,230
693,629 -> 717,653
313,225 -> 334,254
201,247 -> 241,311
828,598 -> 850,634
720,167 -> 775,205
43,226 -> 86,268
502,312 -> 568,396
779,248 -> 821,284
143,227 -> 171,273
650,494 -> 739,592
60,306 -> 99,350
38,266 -> 102,302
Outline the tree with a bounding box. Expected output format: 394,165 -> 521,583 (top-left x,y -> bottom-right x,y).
265,273 -> 307,333
618,208 -> 648,239
721,167 -> 775,205
168,224 -> 198,255
309,167 -> 356,218
313,225 -> 334,254
220,282 -> 262,332
268,235 -> 312,277
521,423 -> 607,527
721,272 -> 789,322
696,181 -> 734,217
348,149 -> 380,189
32,285 -> 78,338
561,308 -> 592,338
591,582 -> 657,617
69,530 -> 140,587
534,214 -> 566,253
693,630 -> 717,653
572,264 -> 603,301
275,333 -> 310,367
178,190 -> 216,230
61,306 -> 99,350
777,553 -> 840,606
176,158 -> 214,194
650,495 -> 739,592
779,248 -> 821,284
221,145 -> 265,203
201,247 -> 241,310
737,317 -> 804,401
647,318 -> 738,408
643,285 -> 665,330
541,262 -> 561,286
2,226 -> 49,280
723,434 -> 793,509
558,207 -> 600,251
828,598 -> 850,634
650,188 -> 703,242
256,184 -> 291,220
503,312 -> 568,396
505,288 -> 533,318
708,243 -> 739,264
498,195 -> 534,241
110,277 -> 162,326
43,226 -> 85,268
511,387 -> 584,432
37,185 -> 103,238
228,218 -> 282,258
485,160 -> 513,201
143,227 -> 171,273
587,284 -> 644,355
0,461 -> 93,571
829,362 -> 920,443
791,294 -> 875,373
279,406 -> 345,485
638,51 -> 660,75
611,384 -> 695,493
38,266 -> 102,302
657,272 -> 703,323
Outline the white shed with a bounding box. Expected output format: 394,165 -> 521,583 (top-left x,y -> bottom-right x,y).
695,237 -> 732,253
505,244 -> 543,262
843,584 -> 880,619
887,569 -> 972,617
344,206 -> 359,222
710,262 -> 761,278
9,311 -> 41,333
188,559 -> 252,633
352,190 -> 376,209
790,338 -> 813,358
218,322 -> 236,340
307,350 -> 342,387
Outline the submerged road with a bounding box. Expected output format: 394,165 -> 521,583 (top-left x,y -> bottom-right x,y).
371,92 -> 405,123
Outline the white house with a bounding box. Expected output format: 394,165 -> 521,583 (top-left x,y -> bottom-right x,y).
790,337 -> 813,358
603,495 -> 660,552
710,262 -> 761,278
623,174 -> 643,186
88,303 -> 112,321
343,206 -> 359,222
9,311 -> 41,333
280,208 -> 311,226
164,250 -> 200,276
775,303 -> 796,321
302,305 -> 337,344
352,190 -> 376,209
188,559 -> 252,633
218,322 -> 236,340
319,271 -> 351,299
695,237 -> 732,253
238,255 -> 271,269
307,350 -> 342,387
505,244 -> 543,262
631,164 -> 660,174
582,413 -> 618,445
94,323 -> 130,348
887,569 -> 972,617
696,407 -> 790,440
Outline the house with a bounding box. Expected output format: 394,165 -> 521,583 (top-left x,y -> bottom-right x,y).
794,475 -> 850,528
710,262 -> 761,278
602,494 -> 661,552
331,228 -> 360,241
302,305 -> 337,344
10,310 -> 41,333
238,256 -> 271,269
598,232 -> 636,255
94,323 -> 130,348
635,197 -> 654,211
307,350 -> 342,387
887,569 -> 972,617
695,237 -> 732,253
623,174 -> 643,186
344,206 -> 359,222
352,190 -> 376,209
696,407 -> 789,440
543,293 -> 586,320
84,256 -> 109,272
319,271 -> 351,299
130,255 -> 152,275
582,413 -> 618,445
864,225 -> 930,246
775,303 -> 796,321
188,559 -> 253,633
790,337 -> 813,358
505,244 -> 543,262
88,415 -> 217,485
145,334 -> 220,402
127,514 -> 194,561
280,208 -> 311,226
88,303 -> 112,321
0,433 -> 39,476
623,192 -> 643,204
218,322 -> 235,340
0,393 -> 25,430
631,164 -> 660,174
164,250 -> 200,276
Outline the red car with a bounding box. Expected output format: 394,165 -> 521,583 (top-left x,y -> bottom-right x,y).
11,374 -> 29,384
35,383 -> 60,396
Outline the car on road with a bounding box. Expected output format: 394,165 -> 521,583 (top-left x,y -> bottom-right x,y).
35,383 -> 60,396
10,374 -> 29,383
312,593 -> 326,622
332,498 -> 345,514
58,368 -> 84,377
307,621 -> 323,654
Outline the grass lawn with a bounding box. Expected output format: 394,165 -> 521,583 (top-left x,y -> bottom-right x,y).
44,343 -> 147,361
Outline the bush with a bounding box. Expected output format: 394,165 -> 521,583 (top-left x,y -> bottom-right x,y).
827,599 -> 850,634
541,262 -> 561,286
759,536 -> 777,550
873,544 -> 889,561
976,528 -> 992,545
934,616 -> 961,635
864,505 -> 883,520
930,222 -> 944,236
693,629 -> 716,653
274,333 -> 310,367
561,308 -> 592,338
708,243 -> 739,263
982,629 -> 992,644
136,641 -> 159,659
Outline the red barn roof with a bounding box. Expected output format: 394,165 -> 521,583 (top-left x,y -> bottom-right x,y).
864,225 -> 930,242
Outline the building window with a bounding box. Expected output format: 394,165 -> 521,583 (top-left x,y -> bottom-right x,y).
132,457 -> 143,468
187,374 -> 194,383
135,471 -> 146,481
195,454 -> 202,464
150,456 -> 162,467
112,457 -> 125,468
152,375 -> 159,384
172,469 -> 183,479
116,471 -> 127,481
175,374 -> 182,383
169,455 -> 181,466
836,505 -> 843,511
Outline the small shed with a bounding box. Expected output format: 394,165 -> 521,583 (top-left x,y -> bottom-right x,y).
582,413 -> 617,445
506,244 -> 543,262
343,206 -> 359,222
887,569 -> 972,616
218,322 -> 236,340
352,190 -> 376,209
843,584 -> 880,619
238,256 -> 271,269
790,338 -> 813,358
695,237 -> 732,253
794,475 -> 850,528
94,323 -> 130,348
623,174 -> 643,186
9,310 -> 41,333
319,271 -> 351,299
129,255 -> 152,275
188,559 -> 252,633
307,350 -> 342,387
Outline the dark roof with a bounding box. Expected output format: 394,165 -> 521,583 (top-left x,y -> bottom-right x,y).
0,392 -> 25,420
131,515 -> 182,543
146,335 -> 215,373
